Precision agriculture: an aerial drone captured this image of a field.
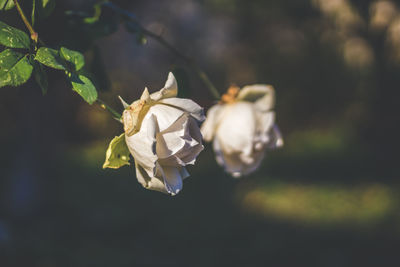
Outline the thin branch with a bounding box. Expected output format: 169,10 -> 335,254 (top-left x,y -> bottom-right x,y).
13,0 -> 38,43
31,0 -> 36,27
13,1 -> 121,120
96,98 -> 122,121
103,2 -> 221,100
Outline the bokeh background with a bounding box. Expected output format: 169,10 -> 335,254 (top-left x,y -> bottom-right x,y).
1,0 -> 400,266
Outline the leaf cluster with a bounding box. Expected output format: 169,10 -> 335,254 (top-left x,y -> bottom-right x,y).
0,20 -> 97,104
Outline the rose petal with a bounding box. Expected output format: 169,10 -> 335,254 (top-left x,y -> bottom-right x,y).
157,164 -> 183,195
164,72 -> 178,94
135,161 -> 166,193
156,114 -> 188,159
215,102 -> 256,155
180,167 -> 190,180
150,72 -> 178,101
156,114 -> 203,166
140,87 -> 151,101
146,104 -> 185,132
159,98 -> 205,122
125,114 -> 158,177
237,84 -> 275,111
213,138 -> 243,177
267,124 -> 284,149
241,150 -> 265,176
254,111 -> 275,145
200,104 -> 224,142
176,117 -> 204,165
213,138 -> 266,177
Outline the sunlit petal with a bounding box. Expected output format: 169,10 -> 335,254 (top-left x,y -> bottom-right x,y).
159,98 -> 205,122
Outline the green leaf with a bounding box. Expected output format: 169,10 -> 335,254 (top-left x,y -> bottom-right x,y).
35,47 -> 66,70
0,21 -> 30,49
0,0 -> 15,10
0,49 -> 33,87
37,0 -> 55,18
103,133 -> 131,169
59,47 -> 84,71
69,74 -> 98,104
33,61 -> 48,94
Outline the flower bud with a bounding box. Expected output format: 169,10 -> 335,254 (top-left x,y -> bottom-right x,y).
122,73 -> 205,195
201,84 -> 283,177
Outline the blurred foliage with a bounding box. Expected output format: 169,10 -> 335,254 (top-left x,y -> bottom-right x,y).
239,182 -> 395,226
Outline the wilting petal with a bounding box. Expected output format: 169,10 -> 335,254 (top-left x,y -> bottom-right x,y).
122,88 -> 153,136
150,72 -> 178,101
125,114 -> 158,177
159,98 -> 205,122
215,102 -> 256,155
201,104 -> 224,142
237,84 -> 275,112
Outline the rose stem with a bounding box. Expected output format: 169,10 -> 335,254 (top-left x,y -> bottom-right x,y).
103,2 -> 222,100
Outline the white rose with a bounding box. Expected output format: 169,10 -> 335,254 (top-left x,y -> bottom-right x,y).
122,73 -> 205,195
201,85 -> 283,177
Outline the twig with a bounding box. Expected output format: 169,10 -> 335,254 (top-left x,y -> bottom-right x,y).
13,0 -> 38,43
96,98 -> 122,121
103,1 -> 221,100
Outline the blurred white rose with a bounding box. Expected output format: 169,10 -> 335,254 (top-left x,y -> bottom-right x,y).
122,73 -> 205,195
201,85 -> 283,177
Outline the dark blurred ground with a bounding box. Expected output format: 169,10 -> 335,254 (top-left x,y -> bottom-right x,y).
1,0 -> 400,266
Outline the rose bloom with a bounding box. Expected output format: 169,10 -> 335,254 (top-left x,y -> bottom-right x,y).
201,85 -> 283,177
122,73 -> 205,195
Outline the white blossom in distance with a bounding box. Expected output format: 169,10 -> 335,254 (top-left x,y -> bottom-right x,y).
121,73 -> 205,195
201,85 -> 283,177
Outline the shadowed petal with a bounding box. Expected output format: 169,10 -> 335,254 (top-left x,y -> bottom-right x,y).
135,161 -> 167,193
158,164 -> 183,196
